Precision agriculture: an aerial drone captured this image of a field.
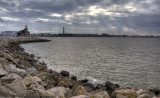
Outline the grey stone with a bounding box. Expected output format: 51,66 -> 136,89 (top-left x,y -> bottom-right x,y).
26,67 -> 37,75
0,67 -> 8,77
5,80 -> 27,94
43,87 -> 71,98
0,86 -> 15,97
1,73 -> 22,81
71,95 -> 89,98
4,64 -> 26,77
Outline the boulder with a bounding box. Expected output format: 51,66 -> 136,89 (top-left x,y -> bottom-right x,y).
22,76 -> 45,91
73,85 -> 88,96
61,70 -> 70,77
43,87 -> 71,98
1,73 -> 22,80
0,63 -> 3,68
150,89 -> 160,95
79,79 -> 88,84
0,86 -> 15,97
136,89 -> 155,98
105,81 -> 119,95
26,67 -> 37,75
57,78 -> 77,89
36,63 -> 47,71
17,90 -> 40,98
111,89 -> 137,98
5,80 -> 27,94
137,94 -> 150,98
36,72 -> 50,81
71,75 -> 77,81
96,84 -> 106,90
4,64 -> 26,77
91,91 -> 111,98
0,67 -> 8,77
71,95 -> 89,98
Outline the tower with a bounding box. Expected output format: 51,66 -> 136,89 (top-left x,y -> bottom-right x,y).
63,27 -> 65,34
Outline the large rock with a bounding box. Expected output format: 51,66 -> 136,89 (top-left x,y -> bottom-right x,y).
36,72 -> 50,81
136,89 -> 155,98
61,70 -> 70,77
73,85 -> 88,96
26,67 -> 37,75
17,90 -> 40,98
0,67 -> 8,77
58,78 -> 77,88
111,89 -> 137,98
5,80 -> 27,94
91,91 -> 111,98
22,76 -> 45,91
71,95 -> 89,98
0,86 -> 15,97
1,73 -> 22,81
4,64 -> 26,77
42,87 -> 71,98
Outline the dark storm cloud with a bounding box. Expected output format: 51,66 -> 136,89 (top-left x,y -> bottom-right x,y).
0,0 -> 160,35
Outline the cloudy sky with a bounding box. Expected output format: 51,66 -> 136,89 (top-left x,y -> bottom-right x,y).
0,0 -> 160,35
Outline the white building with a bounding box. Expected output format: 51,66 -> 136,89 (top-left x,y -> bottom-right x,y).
1,31 -> 17,36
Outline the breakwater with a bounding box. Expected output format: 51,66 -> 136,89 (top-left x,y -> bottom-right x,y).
0,37 -> 159,98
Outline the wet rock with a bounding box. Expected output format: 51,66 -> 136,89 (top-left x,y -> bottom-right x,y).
79,79 -> 88,84
150,89 -> 160,95
4,64 -> 26,77
96,84 -> 106,90
112,89 -> 137,98
71,95 -> 89,98
136,89 -> 155,98
105,81 -> 119,95
73,85 -> 88,96
0,67 -> 8,77
42,87 -> 71,98
1,73 -> 22,81
71,75 -> 77,81
61,70 -> 70,77
91,91 -> 111,98
26,67 -> 37,75
0,86 -> 15,97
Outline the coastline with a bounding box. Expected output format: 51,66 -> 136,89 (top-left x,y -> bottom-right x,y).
0,37 -> 159,98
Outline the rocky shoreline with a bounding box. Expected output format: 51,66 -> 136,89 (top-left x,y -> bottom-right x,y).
0,37 -> 160,98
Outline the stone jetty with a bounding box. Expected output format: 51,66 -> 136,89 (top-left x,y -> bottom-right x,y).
0,37 -> 159,98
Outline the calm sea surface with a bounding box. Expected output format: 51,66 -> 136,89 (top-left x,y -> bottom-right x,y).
21,37 -> 160,89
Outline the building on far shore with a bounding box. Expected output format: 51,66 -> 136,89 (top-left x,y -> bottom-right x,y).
17,24 -> 30,36
1,25 -> 30,37
1,31 -> 17,36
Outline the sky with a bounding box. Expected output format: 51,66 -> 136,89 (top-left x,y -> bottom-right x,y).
0,0 -> 160,35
